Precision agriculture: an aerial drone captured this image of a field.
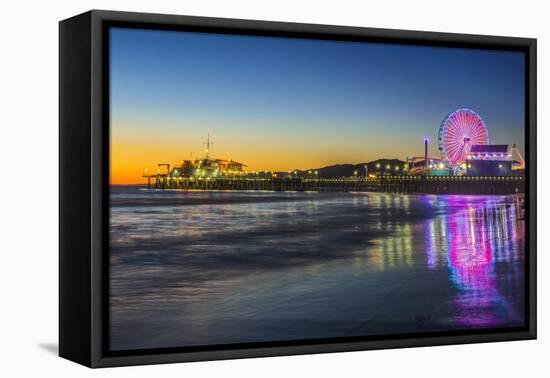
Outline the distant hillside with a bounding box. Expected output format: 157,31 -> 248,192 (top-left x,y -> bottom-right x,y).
285,159 -> 407,178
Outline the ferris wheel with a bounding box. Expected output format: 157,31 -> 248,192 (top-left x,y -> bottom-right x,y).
438,108 -> 489,166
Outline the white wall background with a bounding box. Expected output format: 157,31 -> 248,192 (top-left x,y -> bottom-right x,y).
1,0 -> 547,376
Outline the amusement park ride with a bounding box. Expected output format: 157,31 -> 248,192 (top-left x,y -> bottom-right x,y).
408,108 -> 524,176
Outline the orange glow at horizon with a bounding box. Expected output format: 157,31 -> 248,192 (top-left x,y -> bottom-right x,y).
110,119 -> 435,185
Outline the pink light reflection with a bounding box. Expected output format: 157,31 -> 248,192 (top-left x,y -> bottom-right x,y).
446,202 -> 501,327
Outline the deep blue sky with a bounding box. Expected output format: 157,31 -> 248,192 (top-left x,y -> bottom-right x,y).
110,27 -> 525,175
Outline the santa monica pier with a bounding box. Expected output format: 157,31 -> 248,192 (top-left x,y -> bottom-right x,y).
142,109 -> 525,195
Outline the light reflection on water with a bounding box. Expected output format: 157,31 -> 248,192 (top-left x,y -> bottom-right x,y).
110,187 -> 525,351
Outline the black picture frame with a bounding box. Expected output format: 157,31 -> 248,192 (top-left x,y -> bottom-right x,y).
59,9 -> 537,368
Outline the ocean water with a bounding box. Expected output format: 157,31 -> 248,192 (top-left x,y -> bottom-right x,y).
109,187 -> 526,351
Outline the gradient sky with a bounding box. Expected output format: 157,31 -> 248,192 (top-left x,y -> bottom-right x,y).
110,27 -> 525,184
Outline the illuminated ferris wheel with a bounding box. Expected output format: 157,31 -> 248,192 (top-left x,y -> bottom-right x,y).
438,108 -> 489,166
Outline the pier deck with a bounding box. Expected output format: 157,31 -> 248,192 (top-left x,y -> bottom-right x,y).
143,175 -> 524,195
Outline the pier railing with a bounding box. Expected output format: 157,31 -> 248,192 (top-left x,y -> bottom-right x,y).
142,175 -> 525,195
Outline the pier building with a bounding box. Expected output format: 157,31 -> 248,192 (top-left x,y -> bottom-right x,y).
466,145 -> 512,176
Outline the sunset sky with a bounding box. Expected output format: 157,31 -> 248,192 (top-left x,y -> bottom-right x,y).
110,27 -> 525,184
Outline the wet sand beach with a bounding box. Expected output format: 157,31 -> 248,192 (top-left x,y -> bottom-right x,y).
110,187 -> 525,351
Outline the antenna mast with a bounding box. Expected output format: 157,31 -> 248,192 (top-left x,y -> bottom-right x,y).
204,132 -> 214,159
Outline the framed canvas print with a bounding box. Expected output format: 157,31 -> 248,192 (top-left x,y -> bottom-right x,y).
59,10 -> 536,368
